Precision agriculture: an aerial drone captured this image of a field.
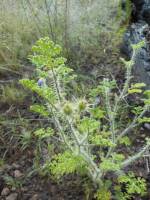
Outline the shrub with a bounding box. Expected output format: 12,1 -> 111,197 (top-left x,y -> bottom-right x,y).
20,37 -> 150,199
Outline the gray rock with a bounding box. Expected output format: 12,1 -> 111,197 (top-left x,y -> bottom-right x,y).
14,170 -> 23,178
6,193 -> 18,200
12,163 -> 20,169
144,123 -> 150,130
29,194 -> 39,200
1,187 -> 10,196
122,0 -> 150,88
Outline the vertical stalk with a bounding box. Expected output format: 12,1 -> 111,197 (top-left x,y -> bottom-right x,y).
26,0 -> 42,36
104,79 -> 116,143
64,0 -> 70,54
44,0 -> 55,41
54,0 -> 58,42
51,68 -> 61,102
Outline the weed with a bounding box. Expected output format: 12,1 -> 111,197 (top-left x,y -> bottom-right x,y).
20,38 -> 150,199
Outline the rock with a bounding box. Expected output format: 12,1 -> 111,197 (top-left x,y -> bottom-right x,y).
122,21 -> 150,88
12,163 -> 20,169
29,194 -> 39,200
122,0 -> 150,88
14,170 -> 23,178
141,133 -> 146,137
132,0 -> 150,23
4,164 -> 12,171
140,127 -> 144,131
21,186 -> 28,192
144,123 -> 150,130
6,193 -> 18,200
1,187 -> 10,196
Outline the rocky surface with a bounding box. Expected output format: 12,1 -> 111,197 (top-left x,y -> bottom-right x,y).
5,193 -> 18,200
122,0 -> 150,87
132,0 -> 150,24
1,187 -> 10,196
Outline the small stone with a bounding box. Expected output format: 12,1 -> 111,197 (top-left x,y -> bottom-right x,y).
6,193 -> 18,200
21,186 -> 28,192
1,187 -> 10,196
14,170 -> 23,178
144,123 -> 150,130
11,187 -> 16,192
140,127 -> 144,131
30,194 -> 39,200
4,164 -> 12,171
12,163 -> 20,169
141,134 -> 146,138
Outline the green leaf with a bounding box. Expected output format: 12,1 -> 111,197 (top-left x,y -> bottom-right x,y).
95,188 -> 111,200
49,151 -> 86,178
100,153 -> 124,172
118,136 -> 131,146
131,83 -> 146,88
29,37 -> 62,69
138,117 -> 150,123
30,104 -> 49,117
128,88 -> 142,94
34,127 -> 54,139
20,79 -> 56,103
118,172 -> 147,196
144,90 -> 150,98
132,106 -> 143,115
90,134 -> 115,147
90,107 -> 105,119
78,117 -> 100,133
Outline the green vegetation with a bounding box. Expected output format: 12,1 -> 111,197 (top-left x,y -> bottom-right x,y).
1,1 -> 150,199
20,37 -> 150,199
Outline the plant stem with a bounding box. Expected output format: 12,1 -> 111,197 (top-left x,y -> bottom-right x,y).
117,105 -> 149,141
44,0 -> 55,41
121,143 -> 150,168
106,105 -> 149,159
104,79 -> 116,143
51,68 -> 61,102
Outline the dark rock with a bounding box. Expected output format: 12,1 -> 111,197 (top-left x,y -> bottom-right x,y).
122,0 -> 150,87
131,0 -> 150,23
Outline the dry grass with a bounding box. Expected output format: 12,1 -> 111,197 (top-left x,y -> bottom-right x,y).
0,0 -> 123,65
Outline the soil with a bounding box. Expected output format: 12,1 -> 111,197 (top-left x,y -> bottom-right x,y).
0,151 -> 86,200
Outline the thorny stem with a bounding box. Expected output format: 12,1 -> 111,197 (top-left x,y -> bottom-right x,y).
117,105 -> 149,141
66,117 -> 81,146
80,148 -> 103,184
121,142 -> 150,168
51,68 -> 61,102
113,50 -> 136,114
46,103 -> 72,151
104,80 -> 116,143
106,50 -> 137,159
46,99 -> 103,183
106,105 -> 149,159
66,117 -> 103,182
